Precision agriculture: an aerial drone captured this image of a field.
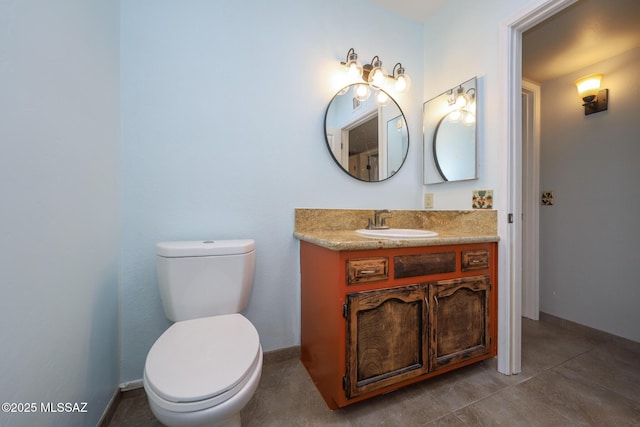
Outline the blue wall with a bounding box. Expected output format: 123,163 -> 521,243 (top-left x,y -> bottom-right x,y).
120,0 -> 424,382
0,0 -> 120,425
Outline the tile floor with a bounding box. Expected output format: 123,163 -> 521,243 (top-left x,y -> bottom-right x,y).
108,317 -> 640,426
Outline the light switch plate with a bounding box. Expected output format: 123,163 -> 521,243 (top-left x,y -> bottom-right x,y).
424,193 -> 434,209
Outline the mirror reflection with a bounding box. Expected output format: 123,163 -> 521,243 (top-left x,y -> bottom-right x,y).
423,77 -> 477,184
325,84 -> 408,182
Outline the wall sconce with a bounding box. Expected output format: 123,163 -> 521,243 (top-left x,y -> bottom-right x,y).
340,48 -> 411,95
574,74 -> 608,115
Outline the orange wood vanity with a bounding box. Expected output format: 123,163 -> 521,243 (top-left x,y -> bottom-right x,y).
299,240 -> 498,409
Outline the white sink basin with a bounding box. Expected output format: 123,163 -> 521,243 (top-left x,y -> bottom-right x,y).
355,228 -> 439,239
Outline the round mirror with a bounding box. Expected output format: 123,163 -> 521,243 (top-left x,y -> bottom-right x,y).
324,84 -> 409,182
433,111 -> 476,181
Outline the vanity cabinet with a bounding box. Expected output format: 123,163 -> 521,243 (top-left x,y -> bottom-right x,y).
300,241 -> 497,409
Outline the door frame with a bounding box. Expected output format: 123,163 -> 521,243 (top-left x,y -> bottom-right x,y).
498,0 -> 577,375
521,79 -> 540,321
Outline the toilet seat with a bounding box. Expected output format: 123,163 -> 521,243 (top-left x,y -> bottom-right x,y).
144,313 -> 261,412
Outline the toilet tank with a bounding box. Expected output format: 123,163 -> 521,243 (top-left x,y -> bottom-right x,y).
156,239 -> 256,322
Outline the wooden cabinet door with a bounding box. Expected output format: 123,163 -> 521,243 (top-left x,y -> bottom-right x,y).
428,275 -> 491,371
345,285 -> 428,398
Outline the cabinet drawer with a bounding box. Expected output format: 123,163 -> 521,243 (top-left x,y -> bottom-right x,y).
394,252 -> 456,279
347,257 -> 389,284
461,250 -> 489,271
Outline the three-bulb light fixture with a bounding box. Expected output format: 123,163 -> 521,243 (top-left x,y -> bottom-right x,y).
340,48 -> 411,105
447,85 -> 476,125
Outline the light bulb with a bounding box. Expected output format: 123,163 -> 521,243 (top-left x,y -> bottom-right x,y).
354,84 -> 371,101
375,90 -> 389,105
346,60 -> 363,83
341,49 -> 363,84
369,68 -> 386,87
367,57 -> 387,88
463,111 -> 476,125
454,93 -> 468,109
394,74 -> 411,93
392,64 -> 411,93
467,99 -> 476,114
449,110 -> 462,122
575,73 -> 603,101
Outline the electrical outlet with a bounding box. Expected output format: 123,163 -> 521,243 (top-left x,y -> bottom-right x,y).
424,193 -> 434,209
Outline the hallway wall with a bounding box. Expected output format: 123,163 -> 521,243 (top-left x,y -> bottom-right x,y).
539,47 -> 640,341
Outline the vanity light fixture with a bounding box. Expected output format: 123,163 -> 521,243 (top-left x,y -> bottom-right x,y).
447,86 -> 476,125
574,73 -> 608,115
339,49 -> 411,95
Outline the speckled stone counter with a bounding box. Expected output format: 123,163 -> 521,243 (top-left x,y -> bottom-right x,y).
293,208 -> 499,251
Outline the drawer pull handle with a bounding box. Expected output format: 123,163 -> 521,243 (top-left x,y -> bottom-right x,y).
424,297 -> 429,311
359,270 -> 377,274
471,259 -> 483,264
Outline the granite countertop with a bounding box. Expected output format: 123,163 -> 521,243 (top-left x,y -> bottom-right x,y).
293,208 -> 499,251
293,229 -> 499,251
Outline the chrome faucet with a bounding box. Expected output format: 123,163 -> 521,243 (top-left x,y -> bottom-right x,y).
367,209 -> 392,230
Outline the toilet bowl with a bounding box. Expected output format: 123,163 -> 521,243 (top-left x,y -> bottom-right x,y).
144,314 -> 262,427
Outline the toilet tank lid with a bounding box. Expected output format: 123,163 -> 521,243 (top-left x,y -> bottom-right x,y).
156,239 -> 255,257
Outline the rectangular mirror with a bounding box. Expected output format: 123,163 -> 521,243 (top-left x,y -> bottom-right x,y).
423,77 -> 477,184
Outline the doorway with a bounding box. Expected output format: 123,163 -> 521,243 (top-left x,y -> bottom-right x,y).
499,0 -> 578,375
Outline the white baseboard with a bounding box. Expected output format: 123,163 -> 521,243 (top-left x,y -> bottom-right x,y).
119,379 -> 144,392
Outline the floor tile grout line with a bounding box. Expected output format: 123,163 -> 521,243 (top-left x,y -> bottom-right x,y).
549,345 -> 640,407
442,342 -> 594,417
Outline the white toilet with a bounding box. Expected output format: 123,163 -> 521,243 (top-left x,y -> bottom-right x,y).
143,239 -> 262,427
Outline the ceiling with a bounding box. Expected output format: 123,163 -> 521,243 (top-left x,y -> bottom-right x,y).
522,0 -> 640,82
369,0 -> 640,83
367,0 -> 448,22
